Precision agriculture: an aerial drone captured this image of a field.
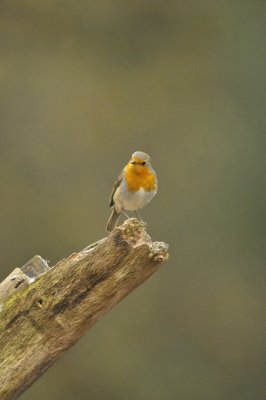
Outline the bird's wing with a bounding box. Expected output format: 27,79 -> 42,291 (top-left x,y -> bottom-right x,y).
109,171 -> 123,207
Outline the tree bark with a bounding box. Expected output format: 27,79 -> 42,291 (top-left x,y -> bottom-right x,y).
0,219 -> 169,400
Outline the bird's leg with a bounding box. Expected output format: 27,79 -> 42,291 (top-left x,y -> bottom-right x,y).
135,210 -> 147,227
135,210 -> 144,222
122,210 -> 130,219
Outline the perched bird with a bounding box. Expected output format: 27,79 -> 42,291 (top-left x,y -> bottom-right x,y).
106,151 -> 157,232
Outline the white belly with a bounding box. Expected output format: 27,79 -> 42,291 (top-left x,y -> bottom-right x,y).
114,181 -> 156,212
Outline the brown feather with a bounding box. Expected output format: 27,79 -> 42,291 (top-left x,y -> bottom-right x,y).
109,171 -> 123,207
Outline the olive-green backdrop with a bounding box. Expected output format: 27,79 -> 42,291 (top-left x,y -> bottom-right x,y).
0,1 -> 265,399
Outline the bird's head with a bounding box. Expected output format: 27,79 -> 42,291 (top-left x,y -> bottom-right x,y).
129,151 -> 151,167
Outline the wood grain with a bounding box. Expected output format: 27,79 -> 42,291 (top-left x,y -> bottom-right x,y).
0,219 -> 169,400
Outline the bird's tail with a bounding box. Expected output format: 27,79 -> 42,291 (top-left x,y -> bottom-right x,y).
106,209 -> 121,232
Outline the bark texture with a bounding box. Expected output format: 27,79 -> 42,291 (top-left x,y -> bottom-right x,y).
0,219 -> 169,400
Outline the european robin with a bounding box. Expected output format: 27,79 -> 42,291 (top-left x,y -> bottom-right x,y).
106,151 -> 157,232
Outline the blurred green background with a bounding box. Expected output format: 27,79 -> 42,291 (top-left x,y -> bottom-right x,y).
0,1 -> 265,399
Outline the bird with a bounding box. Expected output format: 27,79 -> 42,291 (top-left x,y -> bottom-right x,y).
106,151 -> 157,232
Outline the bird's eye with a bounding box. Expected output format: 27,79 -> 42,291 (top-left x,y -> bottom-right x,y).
141,161 -> 146,165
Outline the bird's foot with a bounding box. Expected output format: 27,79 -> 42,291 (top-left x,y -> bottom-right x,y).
134,210 -> 147,228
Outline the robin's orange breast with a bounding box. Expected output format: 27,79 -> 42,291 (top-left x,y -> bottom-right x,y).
124,163 -> 157,192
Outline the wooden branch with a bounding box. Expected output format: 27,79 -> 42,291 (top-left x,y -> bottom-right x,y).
0,219 -> 169,400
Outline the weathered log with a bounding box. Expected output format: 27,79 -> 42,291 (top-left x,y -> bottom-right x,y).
0,219 -> 169,400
